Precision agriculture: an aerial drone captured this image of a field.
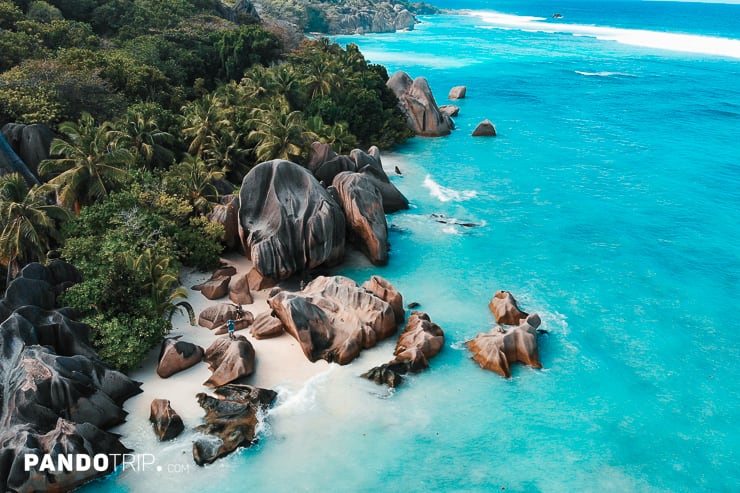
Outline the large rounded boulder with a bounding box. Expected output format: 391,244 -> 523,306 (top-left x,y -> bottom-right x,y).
267,275 -> 398,365
332,172 -> 388,265
387,71 -> 453,137
239,160 -> 345,281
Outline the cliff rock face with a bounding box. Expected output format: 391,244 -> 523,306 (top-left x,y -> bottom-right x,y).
239,160 -> 346,281
387,71 -> 453,137
329,6 -> 416,34
332,171 -> 388,265
267,275 -> 398,364
0,262 -> 142,493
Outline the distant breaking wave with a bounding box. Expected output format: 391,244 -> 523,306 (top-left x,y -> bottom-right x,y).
470,11 -> 740,59
574,71 -> 636,77
423,175 -> 478,202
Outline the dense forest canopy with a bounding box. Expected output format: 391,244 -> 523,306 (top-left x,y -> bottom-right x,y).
0,0 -> 413,371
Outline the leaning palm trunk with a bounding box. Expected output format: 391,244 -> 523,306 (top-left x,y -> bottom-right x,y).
0,133 -> 39,186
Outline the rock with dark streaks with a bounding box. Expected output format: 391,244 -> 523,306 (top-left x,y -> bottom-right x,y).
267,275 -> 397,364
332,171 -> 388,265
239,160 -> 345,281
228,273 -> 253,305
362,311 -> 444,387
157,336 -> 204,378
203,335 -> 255,388
250,311 -> 284,339
362,275 -> 404,324
149,398 -> 184,441
192,384 -> 275,465
387,71 -> 453,137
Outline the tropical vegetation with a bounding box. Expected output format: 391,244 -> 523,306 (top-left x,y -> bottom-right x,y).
0,0 -> 413,372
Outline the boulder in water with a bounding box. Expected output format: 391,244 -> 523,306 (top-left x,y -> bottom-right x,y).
466,313 -> 543,378
387,71 -> 453,137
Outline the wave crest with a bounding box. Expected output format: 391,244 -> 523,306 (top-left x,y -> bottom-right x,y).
423,175 -> 478,202
472,10 -> 740,59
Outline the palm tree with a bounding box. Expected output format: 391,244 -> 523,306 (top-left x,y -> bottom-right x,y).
0,173 -> 69,285
38,113 -> 133,215
164,155 -> 224,214
116,111 -> 174,170
123,247 -> 195,324
180,93 -> 233,159
247,105 -> 318,163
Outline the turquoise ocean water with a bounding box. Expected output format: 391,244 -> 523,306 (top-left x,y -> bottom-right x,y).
91,1 -> 739,492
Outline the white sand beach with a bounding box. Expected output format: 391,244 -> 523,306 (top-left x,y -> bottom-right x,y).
109,252 -> 334,464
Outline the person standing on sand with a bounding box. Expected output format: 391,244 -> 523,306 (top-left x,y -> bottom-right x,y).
227,319 -> 235,339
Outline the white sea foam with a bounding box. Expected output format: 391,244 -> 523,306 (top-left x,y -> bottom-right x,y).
269,365 -> 337,417
472,11 -> 740,59
359,49 -> 477,68
574,71 -> 635,77
423,175 -> 478,202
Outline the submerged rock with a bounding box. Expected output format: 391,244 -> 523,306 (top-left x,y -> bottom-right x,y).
239,160 -> 345,281
466,313 -> 543,378
448,86 -> 467,99
267,275 -> 398,364
439,104 -> 460,117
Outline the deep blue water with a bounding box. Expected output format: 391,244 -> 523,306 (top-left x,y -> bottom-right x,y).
91,2 -> 739,492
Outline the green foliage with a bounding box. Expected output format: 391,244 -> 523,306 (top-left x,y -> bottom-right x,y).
83,311 -> 169,372
15,19 -> 100,50
215,24 -> 281,80
59,181 -> 222,371
0,173 -> 69,281
0,29 -> 45,72
0,1 -> 23,29
39,112 -> 133,212
27,1 -> 63,22
0,59 -> 123,125
163,155 -> 224,214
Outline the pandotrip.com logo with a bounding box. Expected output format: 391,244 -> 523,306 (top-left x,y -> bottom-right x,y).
24,453 -> 194,474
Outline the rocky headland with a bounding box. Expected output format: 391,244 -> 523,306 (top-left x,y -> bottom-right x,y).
252,0 -> 439,34
0,261 -> 142,493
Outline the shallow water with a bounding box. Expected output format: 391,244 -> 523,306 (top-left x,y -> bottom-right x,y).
89,1 -> 739,492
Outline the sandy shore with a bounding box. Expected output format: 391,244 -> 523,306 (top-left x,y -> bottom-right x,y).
108,154 -> 409,475
113,252 -> 332,445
